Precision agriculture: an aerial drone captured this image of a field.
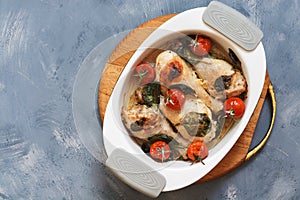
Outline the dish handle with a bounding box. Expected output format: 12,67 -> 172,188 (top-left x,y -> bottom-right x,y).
203,1 -> 263,51
246,83 -> 276,160
106,148 -> 166,198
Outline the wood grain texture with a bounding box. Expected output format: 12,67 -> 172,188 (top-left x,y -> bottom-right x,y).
98,14 -> 176,120
98,14 -> 269,182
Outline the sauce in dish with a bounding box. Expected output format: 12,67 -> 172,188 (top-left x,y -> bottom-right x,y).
121,34 -> 247,163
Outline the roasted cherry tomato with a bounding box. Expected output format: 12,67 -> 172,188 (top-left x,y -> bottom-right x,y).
224,97 -> 245,119
134,63 -> 156,85
189,35 -> 211,56
165,89 -> 186,110
150,141 -> 171,162
187,141 -> 208,164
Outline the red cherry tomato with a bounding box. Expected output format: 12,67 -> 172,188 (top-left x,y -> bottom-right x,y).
150,141 -> 171,162
187,141 -> 208,164
165,89 -> 186,110
189,35 -> 211,56
224,97 -> 245,119
134,63 -> 156,85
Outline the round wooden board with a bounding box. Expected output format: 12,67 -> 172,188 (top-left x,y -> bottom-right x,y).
98,14 -> 270,183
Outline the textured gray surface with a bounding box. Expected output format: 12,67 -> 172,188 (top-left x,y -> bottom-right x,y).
0,0 -> 299,199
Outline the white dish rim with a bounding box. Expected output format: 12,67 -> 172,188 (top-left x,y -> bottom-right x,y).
103,7 -> 266,192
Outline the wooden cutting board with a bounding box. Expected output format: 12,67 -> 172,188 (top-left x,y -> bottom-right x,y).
98,14 -> 270,182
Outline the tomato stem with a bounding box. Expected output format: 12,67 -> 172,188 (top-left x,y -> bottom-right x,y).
191,34 -> 199,51
165,93 -> 175,106
192,155 -> 205,165
225,109 -> 235,117
153,146 -> 171,162
133,68 -> 148,81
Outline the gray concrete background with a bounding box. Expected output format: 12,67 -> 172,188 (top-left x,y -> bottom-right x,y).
0,0 -> 299,199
